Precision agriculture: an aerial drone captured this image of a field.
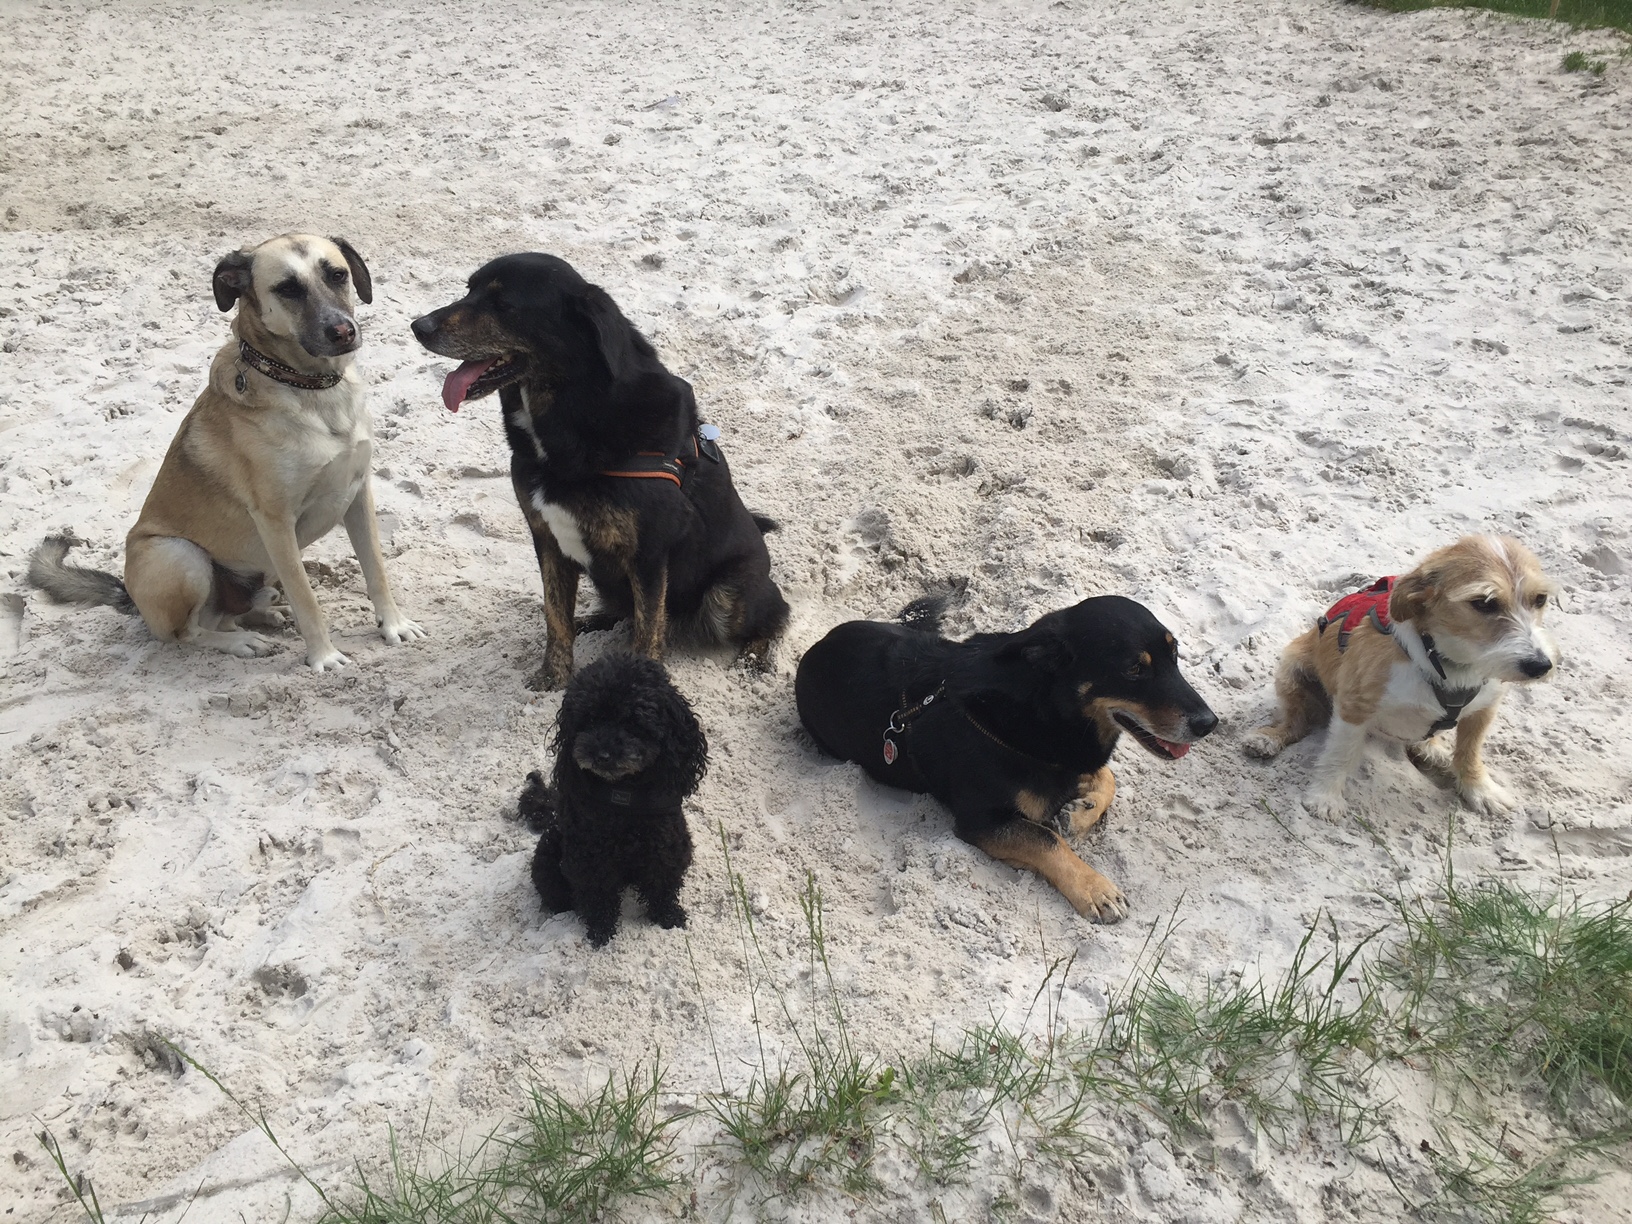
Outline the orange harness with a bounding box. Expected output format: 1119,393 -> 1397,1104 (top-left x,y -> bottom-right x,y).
598,427 -> 722,489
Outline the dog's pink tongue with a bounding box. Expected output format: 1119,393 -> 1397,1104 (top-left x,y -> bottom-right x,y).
1158,737 -> 1191,759
441,358 -> 496,413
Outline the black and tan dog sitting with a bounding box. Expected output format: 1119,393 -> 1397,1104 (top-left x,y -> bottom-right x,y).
520,653 -> 707,947
411,254 -> 788,690
796,590 -> 1217,922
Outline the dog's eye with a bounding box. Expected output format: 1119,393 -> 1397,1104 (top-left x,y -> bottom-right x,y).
1125,661 -> 1147,680
1470,595 -> 1500,615
272,279 -> 306,300
326,267 -> 348,285
1531,593 -> 1548,610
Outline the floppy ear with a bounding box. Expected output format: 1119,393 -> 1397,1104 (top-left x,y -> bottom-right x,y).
330,236 -> 373,304
1000,624 -> 1076,673
212,250 -> 254,313
663,686 -> 710,795
1391,570 -> 1435,624
574,284 -> 636,380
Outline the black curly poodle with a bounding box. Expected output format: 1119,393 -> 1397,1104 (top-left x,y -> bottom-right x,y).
520,653 -> 707,947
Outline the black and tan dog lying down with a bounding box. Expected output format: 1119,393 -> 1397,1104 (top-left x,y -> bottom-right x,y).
796,591 -> 1217,922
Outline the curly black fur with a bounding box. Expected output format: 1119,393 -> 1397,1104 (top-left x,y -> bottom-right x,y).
526,653 -> 707,947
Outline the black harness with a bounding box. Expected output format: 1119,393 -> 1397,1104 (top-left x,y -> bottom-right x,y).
598,425 -> 724,491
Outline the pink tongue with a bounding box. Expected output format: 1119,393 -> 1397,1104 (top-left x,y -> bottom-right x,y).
1157,737 -> 1191,759
441,358 -> 497,413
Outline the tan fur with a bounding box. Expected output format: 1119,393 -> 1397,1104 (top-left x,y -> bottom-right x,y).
1247,535 -> 1557,818
120,234 -> 422,669
1066,767 -> 1116,834
976,824 -> 1127,922
1015,789 -> 1052,823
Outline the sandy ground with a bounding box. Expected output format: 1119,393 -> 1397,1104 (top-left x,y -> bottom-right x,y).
3,1 -> 1631,1220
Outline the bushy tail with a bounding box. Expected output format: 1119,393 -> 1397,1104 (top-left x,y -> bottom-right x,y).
897,577 -> 970,634
751,513 -> 780,535
517,769 -> 558,833
27,535 -> 136,614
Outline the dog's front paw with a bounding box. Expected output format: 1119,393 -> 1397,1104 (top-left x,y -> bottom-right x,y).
305,644 -> 351,673
651,902 -> 688,930
1407,736 -> 1455,779
1068,869 -> 1127,924
1301,787 -> 1347,822
583,922 -> 616,949
1458,777 -> 1515,815
1066,768 -> 1116,835
1241,728 -> 1284,760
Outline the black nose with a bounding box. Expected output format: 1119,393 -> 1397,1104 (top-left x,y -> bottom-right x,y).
410,315 -> 437,342
1519,654 -> 1554,678
326,319 -> 356,345
1188,708 -> 1219,739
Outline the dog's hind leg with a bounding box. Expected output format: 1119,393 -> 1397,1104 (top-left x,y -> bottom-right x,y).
636,816 -> 693,930
969,817 -> 1127,923
125,536 -> 274,658
1243,630 -> 1328,759
529,824 -> 573,913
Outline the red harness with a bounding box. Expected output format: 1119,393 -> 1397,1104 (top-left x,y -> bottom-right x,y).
1319,576 -> 1396,651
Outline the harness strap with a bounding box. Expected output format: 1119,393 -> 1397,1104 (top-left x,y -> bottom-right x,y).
1321,579 -> 1482,735
598,427 -> 724,490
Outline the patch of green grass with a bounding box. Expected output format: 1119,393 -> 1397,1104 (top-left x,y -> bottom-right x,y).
1562,48 -> 1611,70
40,855 -> 1632,1224
1088,913 -> 1386,1146
1358,0 -> 1632,36
698,850 -> 892,1197
1377,874 -> 1632,1126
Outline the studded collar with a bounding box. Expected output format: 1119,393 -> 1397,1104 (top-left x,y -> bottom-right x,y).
237,340 -> 343,391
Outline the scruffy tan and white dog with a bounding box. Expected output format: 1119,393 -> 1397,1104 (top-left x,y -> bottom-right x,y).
1244,535 -> 1559,818
28,233 -> 424,671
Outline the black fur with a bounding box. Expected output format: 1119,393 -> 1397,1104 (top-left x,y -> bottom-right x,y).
795,593 -> 1218,915
525,653 -> 707,947
411,253 -> 789,688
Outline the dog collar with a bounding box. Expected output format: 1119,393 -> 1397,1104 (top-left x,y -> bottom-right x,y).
236,340 -> 343,391
570,772 -> 688,811
881,682 -> 1070,771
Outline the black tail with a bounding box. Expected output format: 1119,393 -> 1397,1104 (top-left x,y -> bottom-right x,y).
897,577 -> 970,634
751,513 -> 780,534
27,536 -> 136,614
517,770 -> 558,833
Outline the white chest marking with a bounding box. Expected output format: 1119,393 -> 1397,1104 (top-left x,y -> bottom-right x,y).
532,491 -> 592,566
512,388 -> 547,461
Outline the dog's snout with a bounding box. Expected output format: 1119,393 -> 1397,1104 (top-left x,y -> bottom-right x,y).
326,318 -> 356,346
1519,653 -> 1554,679
1188,708 -> 1219,739
410,315 -> 438,342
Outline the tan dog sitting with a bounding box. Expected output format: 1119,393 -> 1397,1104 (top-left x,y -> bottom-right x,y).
29,233 -> 424,671
1244,535 -> 1559,818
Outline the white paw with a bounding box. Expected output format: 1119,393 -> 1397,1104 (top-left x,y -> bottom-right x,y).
223,631 -> 275,658
1459,779 -> 1515,815
1241,730 -> 1283,760
1301,787 -> 1348,822
306,645 -> 351,673
378,615 -> 427,645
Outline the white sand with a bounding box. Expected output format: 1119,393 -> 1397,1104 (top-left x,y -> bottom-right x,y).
3,1 -> 1630,1220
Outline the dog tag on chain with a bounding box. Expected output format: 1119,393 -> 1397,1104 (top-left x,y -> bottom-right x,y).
235,372 -> 247,393
882,736 -> 899,766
